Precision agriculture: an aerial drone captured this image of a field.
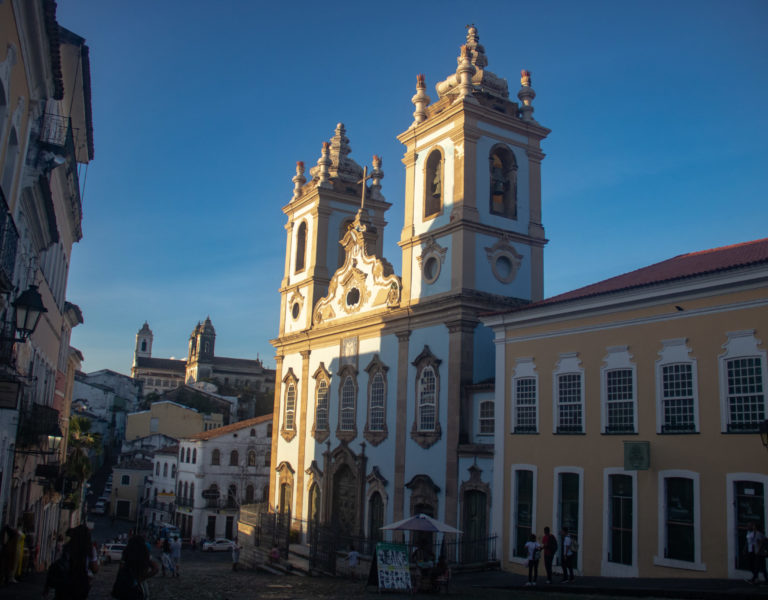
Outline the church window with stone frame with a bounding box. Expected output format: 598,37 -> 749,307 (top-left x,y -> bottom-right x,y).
424,149 -> 443,219
281,369 -> 299,442
337,365 -> 359,442
364,355 -> 389,445
411,346 -> 442,448
295,221 -> 307,273
230,450 -> 239,466
488,145 -> 517,219
312,363 -> 331,443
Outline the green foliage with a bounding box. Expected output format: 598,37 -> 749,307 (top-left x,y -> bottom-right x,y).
65,415 -> 102,484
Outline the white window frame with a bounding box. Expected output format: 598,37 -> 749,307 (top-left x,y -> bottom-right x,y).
726,472 -> 768,579
552,353 -> 584,434
718,330 -> 767,433
511,357 -> 538,434
509,464 -> 537,566
601,468 -> 638,577
476,397 -> 494,440
552,467 -> 584,574
600,346 -> 637,434
655,339 -> 699,434
654,469 -> 705,571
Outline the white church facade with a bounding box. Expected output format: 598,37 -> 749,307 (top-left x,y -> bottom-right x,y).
269,27 -> 549,554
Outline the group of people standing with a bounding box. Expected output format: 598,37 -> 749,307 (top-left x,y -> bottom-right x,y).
524,526 -> 577,586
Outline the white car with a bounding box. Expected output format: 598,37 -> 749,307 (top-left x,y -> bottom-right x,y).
101,543 -> 126,563
91,500 -> 106,515
202,538 -> 233,552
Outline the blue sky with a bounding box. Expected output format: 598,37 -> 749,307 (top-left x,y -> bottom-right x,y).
55,0 -> 768,375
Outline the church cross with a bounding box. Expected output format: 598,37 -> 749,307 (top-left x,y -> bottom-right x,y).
357,165 -> 373,212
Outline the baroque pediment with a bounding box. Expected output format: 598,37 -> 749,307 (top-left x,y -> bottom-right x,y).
314,210 -> 401,326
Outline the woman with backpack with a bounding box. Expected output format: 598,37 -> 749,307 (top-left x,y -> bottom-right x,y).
541,526 -> 557,584
43,525 -> 99,600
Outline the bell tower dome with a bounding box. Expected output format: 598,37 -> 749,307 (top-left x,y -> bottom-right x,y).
397,25 -> 550,306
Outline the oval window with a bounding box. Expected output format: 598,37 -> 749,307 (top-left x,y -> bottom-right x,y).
291,302 -> 300,319
346,288 -> 360,307
423,256 -> 439,283
495,255 -> 512,279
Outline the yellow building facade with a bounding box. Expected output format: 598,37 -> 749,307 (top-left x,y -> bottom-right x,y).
483,239 -> 768,579
125,400 -> 222,442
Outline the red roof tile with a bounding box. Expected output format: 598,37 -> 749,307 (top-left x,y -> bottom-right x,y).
185,414 -> 272,441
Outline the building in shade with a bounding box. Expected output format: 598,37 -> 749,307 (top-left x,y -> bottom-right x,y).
482,238 -> 768,579
131,319 -> 275,398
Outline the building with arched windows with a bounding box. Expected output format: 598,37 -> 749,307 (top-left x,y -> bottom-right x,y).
269,26 -> 547,560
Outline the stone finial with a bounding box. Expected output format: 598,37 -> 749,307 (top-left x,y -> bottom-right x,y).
316,142 -> 332,188
370,155 -> 384,200
292,161 -> 306,199
411,74 -> 431,125
455,45 -> 477,104
518,69 -> 536,122
465,24 -> 488,69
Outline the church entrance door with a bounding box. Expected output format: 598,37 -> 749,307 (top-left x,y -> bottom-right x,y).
332,464 -> 357,535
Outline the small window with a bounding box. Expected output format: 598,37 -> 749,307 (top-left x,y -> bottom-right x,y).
606,369 -> 635,433
478,399 -> 494,435
295,221 -> 307,273
155,463 -> 160,476
211,449 -> 220,466
163,463 -> 168,477
230,450 -> 239,466
171,465 -> 176,478
514,377 -> 537,433
192,448 -> 197,464
250,428 -> 256,437
661,364 -> 695,433
121,475 -> 130,486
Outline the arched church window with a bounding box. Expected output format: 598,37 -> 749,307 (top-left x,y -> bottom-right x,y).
340,376 -> 356,431
230,450 -> 239,466
245,484 -> 254,504
315,378 -> 329,435
141,340 -> 146,352
155,462 -> 160,475
192,448 -> 197,464
280,370 -> 299,442
364,355 -> 389,445
227,484 -> 237,508
295,221 -> 307,273
186,448 -> 191,463
368,491 -> 384,544
489,145 -> 518,219
424,150 -> 443,219
163,463 -> 168,477
411,346 -> 442,448
369,373 -> 385,431
189,482 -> 195,504
285,383 -> 296,431
211,448 -> 220,465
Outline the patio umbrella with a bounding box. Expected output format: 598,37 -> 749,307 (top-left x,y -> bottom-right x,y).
380,513 -> 462,534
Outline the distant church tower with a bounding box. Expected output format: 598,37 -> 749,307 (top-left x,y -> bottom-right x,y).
133,322 -> 153,367
186,317 -> 216,382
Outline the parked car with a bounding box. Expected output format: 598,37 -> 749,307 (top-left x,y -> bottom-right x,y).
202,538 -> 233,552
91,500 -> 106,515
101,543 -> 126,563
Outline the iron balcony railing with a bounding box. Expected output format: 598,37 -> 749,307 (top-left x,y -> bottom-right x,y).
0,193 -> 18,294
38,113 -> 81,199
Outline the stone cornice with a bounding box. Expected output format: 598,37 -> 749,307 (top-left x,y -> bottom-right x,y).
398,219 -> 548,251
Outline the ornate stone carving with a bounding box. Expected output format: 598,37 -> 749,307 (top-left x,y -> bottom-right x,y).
485,237 -> 523,284
416,237 -> 448,285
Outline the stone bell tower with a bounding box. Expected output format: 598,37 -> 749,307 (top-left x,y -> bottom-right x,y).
278,124 -> 390,337
133,322 -> 153,367
396,25 -> 550,307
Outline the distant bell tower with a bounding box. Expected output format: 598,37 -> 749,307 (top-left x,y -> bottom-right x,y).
397,25 -> 550,306
188,317 -> 216,364
133,322 -> 153,367
278,123 -> 390,337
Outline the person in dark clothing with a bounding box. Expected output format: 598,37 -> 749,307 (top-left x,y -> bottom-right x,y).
43,524 -> 99,600
541,526 -> 557,584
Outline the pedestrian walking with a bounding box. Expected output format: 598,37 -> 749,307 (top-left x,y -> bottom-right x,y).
559,527 -> 575,582
231,539 -> 241,571
112,534 -> 158,600
541,526 -> 557,583
170,535 -> 182,577
524,534 -> 541,586
43,524 -> 99,600
746,521 -> 768,584
161,538 -> 175,577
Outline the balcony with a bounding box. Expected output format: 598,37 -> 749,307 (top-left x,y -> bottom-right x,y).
38,113 -> 81,203
17,404 -> 60,448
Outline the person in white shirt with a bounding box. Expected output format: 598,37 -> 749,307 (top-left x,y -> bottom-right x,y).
746,521 -> 768,583
524,534 -> 541,586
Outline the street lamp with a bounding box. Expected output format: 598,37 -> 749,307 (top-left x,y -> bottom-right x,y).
12,284 -> 47,342
47,427 -> 63,454
759,420 -> 768,451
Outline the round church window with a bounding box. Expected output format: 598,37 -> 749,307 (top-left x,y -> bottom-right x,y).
346,288 -> 360,307
495,255 -> 512,279
423,256 -> 440,284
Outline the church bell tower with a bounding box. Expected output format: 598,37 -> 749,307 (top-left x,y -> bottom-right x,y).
397,25 -> 550,307
133,322 -> 153,367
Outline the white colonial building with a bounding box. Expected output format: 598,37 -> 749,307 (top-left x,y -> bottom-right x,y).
176,415 -> 272,540
269,26 -> 549,557
144,443 -> 178,526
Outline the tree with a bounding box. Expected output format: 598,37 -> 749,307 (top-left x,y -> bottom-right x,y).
65,416 -> 102,486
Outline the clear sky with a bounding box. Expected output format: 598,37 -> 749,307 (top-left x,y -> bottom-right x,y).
55,0 -> 768,376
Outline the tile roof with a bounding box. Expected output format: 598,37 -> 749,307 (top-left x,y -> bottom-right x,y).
539,237 -> 768,307
154,444 -> 179,455
134,357 -> 186,372
185,414 -> 272,441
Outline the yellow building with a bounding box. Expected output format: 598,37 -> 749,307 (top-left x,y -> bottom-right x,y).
483,238 -> 768,579
125,400 -> 222,442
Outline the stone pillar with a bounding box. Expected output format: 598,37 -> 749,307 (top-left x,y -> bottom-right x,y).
393,330 -> 411,528
444,319 -> 477,527
491,327 -> 507,556
295,349 -> 311,523
268,355 -> 284,512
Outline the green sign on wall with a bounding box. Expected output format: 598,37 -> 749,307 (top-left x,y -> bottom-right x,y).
624,441 -> 650,470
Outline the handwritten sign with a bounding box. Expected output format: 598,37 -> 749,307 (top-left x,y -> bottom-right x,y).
375,542 -> 411,592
